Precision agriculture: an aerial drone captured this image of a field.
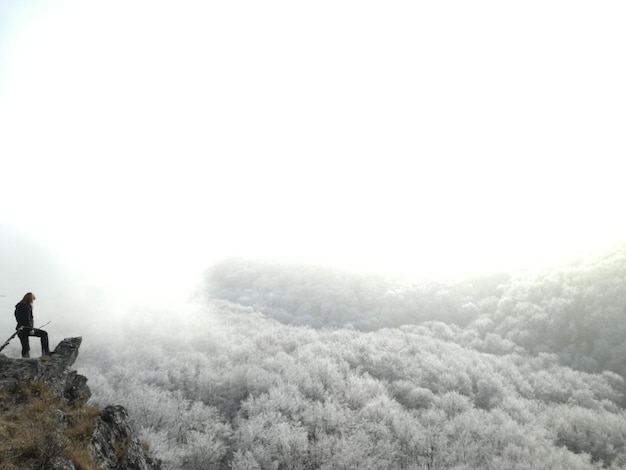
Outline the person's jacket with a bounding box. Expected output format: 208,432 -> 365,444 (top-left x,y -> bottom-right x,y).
15,301 -> 33,329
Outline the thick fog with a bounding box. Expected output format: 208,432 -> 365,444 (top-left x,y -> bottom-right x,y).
70,246 -> 626,469
0,227 -> 100,342
3,1 -> 626,468
2,0 -> 626,294
4,229 -> 626,468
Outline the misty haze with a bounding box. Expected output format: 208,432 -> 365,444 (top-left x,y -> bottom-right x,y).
2,0 -> 626,469
3,230 -> 626,468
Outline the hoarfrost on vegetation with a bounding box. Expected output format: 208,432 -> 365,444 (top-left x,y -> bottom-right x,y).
76,247 -> 626,469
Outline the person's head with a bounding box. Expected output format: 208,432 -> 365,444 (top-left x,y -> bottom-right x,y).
22,292 -> 36,304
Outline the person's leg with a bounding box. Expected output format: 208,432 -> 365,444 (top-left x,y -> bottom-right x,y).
17,330 -> 30,358
32,329 -> 50,356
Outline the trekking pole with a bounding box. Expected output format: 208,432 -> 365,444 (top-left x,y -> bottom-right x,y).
0,330 -> 19,353
0,321 -> 51,353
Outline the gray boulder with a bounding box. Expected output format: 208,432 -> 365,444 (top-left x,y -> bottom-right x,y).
0,337 -> 89,404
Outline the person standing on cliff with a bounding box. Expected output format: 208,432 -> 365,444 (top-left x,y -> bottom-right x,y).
15,292 -> 50,358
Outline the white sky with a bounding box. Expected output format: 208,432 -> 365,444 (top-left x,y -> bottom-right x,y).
1,0 -> 625,303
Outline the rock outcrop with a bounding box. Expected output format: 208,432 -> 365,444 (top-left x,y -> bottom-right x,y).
91,405 -> 160,470
0,337 -> 159,469
0,337 -> 89,405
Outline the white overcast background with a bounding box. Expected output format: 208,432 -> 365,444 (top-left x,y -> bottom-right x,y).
1,0 -> 625,304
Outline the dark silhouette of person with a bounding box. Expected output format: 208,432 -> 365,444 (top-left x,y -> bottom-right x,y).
15,292 -> 49,358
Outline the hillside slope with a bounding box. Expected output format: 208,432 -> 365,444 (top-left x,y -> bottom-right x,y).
205,247 -> 626,381
0,338 -> 159,469
79,302 -> 626,469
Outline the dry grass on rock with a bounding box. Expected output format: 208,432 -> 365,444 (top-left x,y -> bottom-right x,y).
0,380 -> 101,470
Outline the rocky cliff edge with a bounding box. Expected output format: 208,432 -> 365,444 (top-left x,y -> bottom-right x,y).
0,337 -> 160,469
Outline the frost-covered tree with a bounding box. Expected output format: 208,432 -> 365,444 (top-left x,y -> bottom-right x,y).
76,294 -> 626,469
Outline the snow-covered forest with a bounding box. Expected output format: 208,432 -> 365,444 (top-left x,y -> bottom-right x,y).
64,247 -> 626,469
2,1 -> 626,468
